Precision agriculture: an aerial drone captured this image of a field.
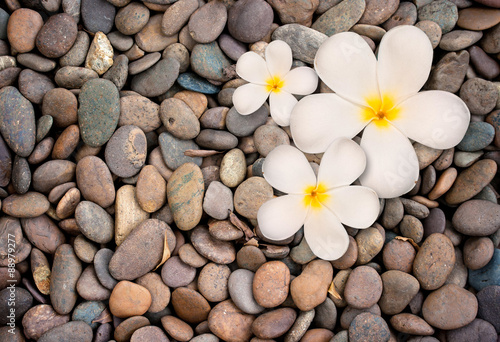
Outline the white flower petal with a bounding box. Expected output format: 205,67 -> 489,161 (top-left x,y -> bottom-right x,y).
236,51 -> 271,84
317,137 -> 367,189
304,207 -> 350,260
263,144 -> 317,194
290,94 -> 368,153
359,122 -> 419,198
257,195 -> 308,241
269,91 -> 298,126
232,83 -> 270,115
322,186 -> 380,229
314,32 -> 378,107
282,67 -> 318,95
377,25 -> 433,104
265,40 -> 293,79
390,90 -> 471,149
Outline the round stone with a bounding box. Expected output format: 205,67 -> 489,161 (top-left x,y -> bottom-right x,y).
208,300 -> 255,342
251,308 -> 296,339
109,280 -> 152,318
379,270 -> 420,315
254,125 -> 290,157
75,201 -> 114,244
7,8 -> 44,53
188,0 -> 227,43
160,98 -> 200,140
348,312 -> 390,342
115,2 -> 150,35
171,287 -> 211,324
228,269 -> 265,315
344,266 -> 383,309
198,263 -> 231,302
161,256 -> 196,288
136,165 -> 167,213
105,125 -> 147,178
76,156 -> 115,208
36,13 -> 77,58
228,0 -> 274,43
136,272 -> 171,313
234,177 -> 273,220
253,261 -> 290,308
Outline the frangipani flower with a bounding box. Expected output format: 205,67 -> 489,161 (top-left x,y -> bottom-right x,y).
233,40 -> 318,126
257,138 -> 380,260
290,25 -> 470,198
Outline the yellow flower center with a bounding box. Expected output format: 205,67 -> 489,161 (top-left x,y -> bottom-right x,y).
362,94 -> 400,128
303,183 -> 329,210
265,76 -> 285,93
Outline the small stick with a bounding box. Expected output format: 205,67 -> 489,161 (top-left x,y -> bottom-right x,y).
229,210 -> 254,240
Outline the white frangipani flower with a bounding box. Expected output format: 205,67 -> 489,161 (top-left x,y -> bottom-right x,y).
232,40 -> 318,126
290,25 -> 470,198
257,138 -> 380,260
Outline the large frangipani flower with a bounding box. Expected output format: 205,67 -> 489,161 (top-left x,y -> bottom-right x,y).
232,40 -> 318,126
257,138 -> 380,260
290,25 -> 470,198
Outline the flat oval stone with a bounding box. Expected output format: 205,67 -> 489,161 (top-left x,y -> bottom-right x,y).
167,162 -> 204,231
60,31 -> 90,67
109,281 -> 152,318
161,315 -> 194,341
78,78 -> 120,147
226,106 -> 269,137
38,321 -> 92,342
162,0 -> 199,36
136,14 -> 177,52
390,313 -> 434,335
115,184 -> 149,246
348,312 -> 390,342
93,248 -> 117,290
72,301 -> 106,329
422,283 -> 478,330
312,0 -> 365,36
379,271 -> 420,315
158,132 -> 202,170
131,58 -> 180,97
81,0 -> 116,34
114,316 -> 150,342
36,13 -> 77,58
75,201 -> 114,244
459,78 -> 498,115
119,95 -> 160,133
103,54 -> 128,90
291,260 -> 333,311
136,272 -> 170,313
229,269 -> 265,314
445,159 -> 497,205
115,2 -> 150,35
42,88 -> 78,128
50,244 -> 82,315
191,225 -> 236,264
196,129 -> 238,150
160,98 -> 200,140
74,234 -> 98,264
252,308 -> 296,339
21,215 -> 65,254
359,0 -> 399,25
161,256 -> 196,288
426,50 -> 469,93
469,249 -> 500,291
104,125 -> 146,178
76,156 -> 115,208
220,148 -> 246,188
253,261 -> 290,308
132,326 -> 169,342
453,199 -> 500,236
417,0 -> 458,34
55,66 -> 99,89
344,266 -> 383,309
188,0 -> 227,43
476,285 -> 500,332
12,156 -> 30,194
177,72 -> 221,94
128,52 -> 161,75
203,182 -> 234,221
228,0 -> 274,43
234,177 -> 273,220
457,8 -> 500,30
171,287 -> 211,324
18,69 -> 55,104
457,122 -> 495,152
179,243 -> 208,268
22,304 -> 70,341
198,262 -> 231,302
2,192 -> 50,218
0,86 -> 35,157
383,2 -> 417,30
464,237 -> 495,270
208,300 -> 255,342
108,31 -> 134,52
7,8 -> 44,53
136,165 -> 166,213
17,53 -> 56,72
191,42 -> 232,82
439,30 -> 483,51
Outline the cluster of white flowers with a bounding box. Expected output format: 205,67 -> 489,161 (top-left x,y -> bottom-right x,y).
233,26 -> 470,260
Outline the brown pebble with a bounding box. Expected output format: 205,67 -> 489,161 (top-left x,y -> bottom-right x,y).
463,237 -> 495,270
161,315 -> 194,342
428,167 -> 457,200
208,299 -> 255,342
7,9 -> 44,53
109,281 -> 152,318
171,287 -> 211,324
390,313 -> 434,335
344,266 -> 383,309
253,261 -> 290,308
52,125 -> 80,160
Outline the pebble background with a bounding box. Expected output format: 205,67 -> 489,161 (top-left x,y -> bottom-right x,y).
0,0 -> 498,341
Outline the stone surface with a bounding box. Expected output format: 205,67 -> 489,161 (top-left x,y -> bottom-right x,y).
208,300 -> 255,342
109,281 -> 152,318
228,0 -> 274,43
50,244 -> 82,315
253,261 -> 290,308
36,13 -> 77,58
312,0 -> 366,36
291,260 -> 333,311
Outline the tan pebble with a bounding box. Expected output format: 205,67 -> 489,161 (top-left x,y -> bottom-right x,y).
410,195 -> 439,209
234,177 -> 273,220
220,148 -> 246,188
290,260 -> 333,311
355,227 -> 384,265
390,313 -> 434,335
136,272 -> 171,313
161,315 -> 194,342
85,32 -> 114,75
136,165 -> 166,213
428,167 -> 457,200
51,124 -> 80,160
109,281 -> 152,318
114,316 -> 150,342
171,287 -> 211,324
115,185 -> 149,246
253,261 -> 290,308
208,300 -> 255,342
344,266 -> 383,309
414,142 -> 443,170
55,187 -> 80,219
135,14 -> 178,52
7,9 -> 44,53
174,90 -> 208,118
433,147 -> 454,170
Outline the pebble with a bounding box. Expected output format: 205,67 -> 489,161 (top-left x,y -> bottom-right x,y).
0,86 -> 35,157
203,181 -> 233,220
135,165 -> 166,213
160,98 -> 200,140
218,33 -> 247,61
196,129 -> 238,150
468,249 -> 500,291
7,8 -> 44,53
481,24 -> 500,54
446,318 -> 497,342
93,248 -> 117,290
85,32 -> 114,75
379,271 -> 420,315
198,262 -> 231,302
75,201 -> 114,243
469,45 -> 500,79
381,197 -> 404,229
50,244 -> 82,315
30,247 -> 51,294
453,199 -> 500,237
103,54 -> 128,90
312,0 -> 366,36
73,235 -> 98,263
390,313 -> 435,335
22,304 -> 70,340
191,42 -> 232,82
172,287 -> 211,324
220,148 -> 246,188
162,0 -> 199,36
331,235 -> 358,269
179,243 -> 208,268
59,31 -> 90,67
21,215 -> 64,254
422,283 -> 478,329
252,308 -> 296,339
136,272 -> 170,313
253,261 -> 290,308
228,0 -> 274,43
417,0 -> 458,34
359,0 -> 399,25
109,280 -> 152,318
12,156 -> 30,194
55,66 -> 99,88
463,237 -> 495,270
119,95 -> 161,132
36,13 -> 77,58
445,159 -> 497,205
81,0 -> 115,34
105,125 -> 146,178
457,7 -> 500,30
355,227 -> 384,264
108,31 -> 134,51
72,300 -> 106,329
383,2 -> 417,30
272,24 -> 327,64
422,208 -> 446,238
425,50 -> 469,93
188,0 -> 227,43
129,52 -> 161,75
237,246 -> 267,272
177,72 -> 221,94
458,122 -> 495,152
114,316 -> 150,342
115,2 -> 150,35
76,156 -> 115,208
208,299 -> 255,341
161,256 -> 196,288
234,177 -> 273,220
454,150 -> 483,167
459,78 -> 498,115
0,286 -> 32,325
382,238 -> 417,272
191,225 -> 236,264
38,321 -> 92,342
348,312 -> 390,342
132,58 -> 179,97
291,260 -> 333,311
132,325 -> 169,342
476,285 -> 500,332
428,167 -> 457,200
42,88 -> 77,128
78,79 -> 120,147
228,269 -> 265,315
439,30 -> 483,51
174,90 -> 208,118
344,266 -> 383,309
2,192 -> 50,218
19,69 -> 55,104
167,162 -> 204,230
161,315 -> 194,341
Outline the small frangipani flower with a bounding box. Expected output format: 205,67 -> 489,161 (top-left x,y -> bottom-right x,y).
290,25 -> 470,198
257,138 -> 380,260
232,40 -> 318,126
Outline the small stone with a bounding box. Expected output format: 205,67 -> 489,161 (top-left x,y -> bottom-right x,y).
136,272 -> 171,313
160,98 -> 200,140
198,262 -> 231,302
132,58 -> 180,97
93,248 -> 117,290
109,280 -> 152,318
440,30 -> 483,51
428,167 -> 457,200
381,197 -> 404,229
60,31 -> 90,67
177,72 -> 221,94
379,271 -> 420,315
75,201 -> 114,244
253,261 -> 290,308
422,283 -> 478,329
162,0 -> 199,36
7,8 -> 44,53
76,156 -> 115,209
272,24 -> 327,64
220,148 -> 247,188
114,316 -> 150,342
457,7 -> 500,30
171,287 -> 211,324
203,181 -> 233,220
50,244 -> 82,315
38,321 -> 92,342
355,227 -> 384,265
72,301 -> 106,329
234,177 -> 273,220
344,266 -> 383,309
85,32 -> 114,75
161,256 -> 196,288
426,50 -> 469,92
359,0 -> 400,25
115,2 -> 150,35
382,238 -> 417,272
131,325 -> 169,342
476,285 -> 500,332
136,14 -> 177,52
417,0 -> 458,34
390,313 -> 434,335
73,234 -> 98,263
228,269 -> 265,315
208,300 -> 255,341
452,200 -> 500,236
383,2 -> 418,30
21,215 -> 65,254
191,42 -> 232,82
348,312 -> 390,342
81,0 -> 115,34
469,249 -> 500,291
446,318 -> 498,342
252,308 -> 296,339
237,246 -> 267,272
104,125 -> 147,178
2,192 -> 50,218
330,236 -> 358,270
36,13 -> 77,58
161,315 -> 194,342
136,165 -> 166,213
188,0 -> 227,43
228,0 -> 274,43
22,304 -> 70,341
119,95 -> 161,133
460,78 -> 498,115
312,0 -> 366,36
191,225 -> 236,264
463,237 -> 495,270
179,243 -> 208,268
415,20 -> 442,49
